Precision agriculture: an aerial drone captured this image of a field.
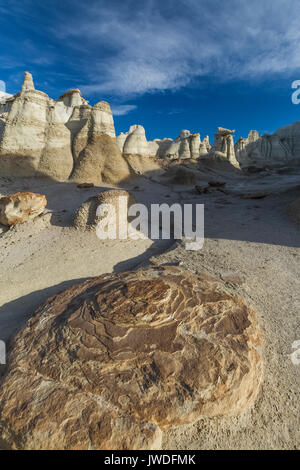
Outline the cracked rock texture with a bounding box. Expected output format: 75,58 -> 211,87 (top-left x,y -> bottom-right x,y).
0,266 -> 263,450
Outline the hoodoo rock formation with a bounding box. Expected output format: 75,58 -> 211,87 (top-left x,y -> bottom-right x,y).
116,125 -> 163,176
2,72 -> 300,179
0,266 -> 263,450
208,127 -> 239,167
70,101 -> 131,185
121,125 -> 158,157
117,126 -> 212,161
235,123 -> 300,170
0,73 -> 130,183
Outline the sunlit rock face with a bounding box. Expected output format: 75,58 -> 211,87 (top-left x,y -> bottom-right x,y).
0,192 -> 47,226
235,123 -> 300,169
117,126 -> 213,161
0,266 -> 263,450
0,73 -> 74,179
0,73 -> 130,182
117,125 -> 158,157
208,127 -> 239,167
199,135 -> 211,155
123,125 -> 158,156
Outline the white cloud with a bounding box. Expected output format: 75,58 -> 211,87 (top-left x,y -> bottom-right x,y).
53,0 -> 300,97
0,80 -> 6,93
110,104 -> 137,116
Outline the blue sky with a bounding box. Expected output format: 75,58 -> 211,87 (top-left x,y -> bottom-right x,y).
1,0 -> 300,141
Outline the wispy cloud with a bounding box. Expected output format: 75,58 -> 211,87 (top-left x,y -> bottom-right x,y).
110,104 -> 137,116
0,80 -> 6,93
5,0 -> 300,98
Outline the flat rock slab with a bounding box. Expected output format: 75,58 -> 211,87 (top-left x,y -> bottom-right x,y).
0,266 -> 263,450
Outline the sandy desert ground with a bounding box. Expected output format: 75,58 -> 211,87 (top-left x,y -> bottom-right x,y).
0,165 -> 299,450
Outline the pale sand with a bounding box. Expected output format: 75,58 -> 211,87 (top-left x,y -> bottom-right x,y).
0,169 -> 299,449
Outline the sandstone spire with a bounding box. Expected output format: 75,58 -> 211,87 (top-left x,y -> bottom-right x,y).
21,72 -> 35,92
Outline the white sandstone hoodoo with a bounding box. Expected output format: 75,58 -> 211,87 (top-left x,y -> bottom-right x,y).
2,72 -> 300,178
117,126 -> 212,161
235,124 -> 300,170
208,127 -> 239,167
0,73 -> 130,183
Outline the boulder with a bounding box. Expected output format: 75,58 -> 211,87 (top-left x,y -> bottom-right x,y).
0,266 -> 263,450
168,166 -> 197,185
0,192 -> 47,226
73,189 -> 136,232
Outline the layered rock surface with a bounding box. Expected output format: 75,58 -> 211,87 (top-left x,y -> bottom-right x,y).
0,266 -> 263,450
0,192 -> 46,226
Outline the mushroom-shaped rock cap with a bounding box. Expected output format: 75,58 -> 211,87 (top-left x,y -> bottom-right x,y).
217,127 -> 235,136
0,266 -> 263,450
179,129 -> 191,139
59,88 -> 82,99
